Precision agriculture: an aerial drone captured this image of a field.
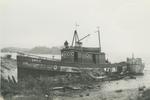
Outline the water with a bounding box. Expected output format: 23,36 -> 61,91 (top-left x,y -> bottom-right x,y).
102,67 -> 150,91
0,52 -> 18,59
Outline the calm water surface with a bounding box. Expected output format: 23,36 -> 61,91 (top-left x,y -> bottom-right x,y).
102,66 -> 150,91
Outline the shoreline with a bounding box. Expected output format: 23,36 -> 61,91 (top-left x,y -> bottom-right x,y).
4,86 -> 150,100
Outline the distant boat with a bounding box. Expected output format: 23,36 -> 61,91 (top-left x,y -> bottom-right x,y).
127,56 -> 145,74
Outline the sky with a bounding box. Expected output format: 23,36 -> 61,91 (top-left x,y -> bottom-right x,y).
0,0 -> 150,63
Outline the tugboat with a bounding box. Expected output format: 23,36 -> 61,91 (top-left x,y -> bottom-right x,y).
17,28 -> 145,81
17,28 -> 112,81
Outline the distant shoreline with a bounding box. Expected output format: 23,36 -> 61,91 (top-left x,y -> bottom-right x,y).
1,46 -> 61,55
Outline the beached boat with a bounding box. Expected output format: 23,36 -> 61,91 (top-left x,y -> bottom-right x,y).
16,28 -> 145,81
17,29 -> 112,81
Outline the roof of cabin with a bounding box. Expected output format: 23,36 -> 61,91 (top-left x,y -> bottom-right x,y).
61,46 -> 105,54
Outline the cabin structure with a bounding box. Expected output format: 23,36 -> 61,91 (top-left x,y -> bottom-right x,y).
61,47 -> 105,65
61,30 -> 106,65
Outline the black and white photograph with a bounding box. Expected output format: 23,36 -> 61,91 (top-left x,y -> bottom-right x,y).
0,0 -> 150,100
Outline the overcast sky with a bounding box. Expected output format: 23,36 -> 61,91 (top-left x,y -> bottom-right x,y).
0,0 -> 150,63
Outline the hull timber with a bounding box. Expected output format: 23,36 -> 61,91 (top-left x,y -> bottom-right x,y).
17,54 -> 114,81
17,55 -> 79,80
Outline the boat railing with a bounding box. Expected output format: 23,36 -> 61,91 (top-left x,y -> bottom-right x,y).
17,52 -> 119,68
17,52 -> 59,61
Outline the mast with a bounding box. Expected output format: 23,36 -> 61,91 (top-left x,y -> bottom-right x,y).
132,53 -> 134,59
71,23 -> 80,46
97,27 -> 101,52
96,26 -> 101,64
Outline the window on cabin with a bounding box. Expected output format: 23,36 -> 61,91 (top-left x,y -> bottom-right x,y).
92,54 -> 96,64
74,52 -> 78,62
